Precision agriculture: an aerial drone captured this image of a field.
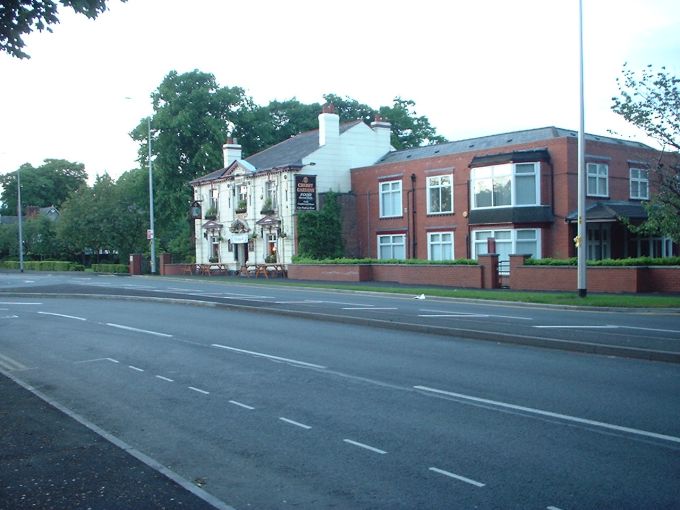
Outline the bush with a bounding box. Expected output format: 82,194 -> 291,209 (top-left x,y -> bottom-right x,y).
91,263 -> 128,273
291,256 -> 477,265
0,260 -> 85,271
524,256 -> 680,266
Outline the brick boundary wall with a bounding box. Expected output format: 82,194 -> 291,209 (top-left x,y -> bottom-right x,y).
509,254 -> 680,293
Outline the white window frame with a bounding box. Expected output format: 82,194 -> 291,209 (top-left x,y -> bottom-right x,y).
471,228 -> 541,263
427,175 -> 454,214
379,180 -> 402,218
427,231 -> 454,261
629,168 -> 649,200
587,224 -> 611,260
265,179 -> 277,209
470,162 -> 539,209
587,162 -> 609,197
377,234 -> 406,260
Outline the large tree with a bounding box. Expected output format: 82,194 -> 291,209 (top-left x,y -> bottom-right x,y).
0,158 -> 87,214
0,0 -> 125,59
612,64 -> 680,243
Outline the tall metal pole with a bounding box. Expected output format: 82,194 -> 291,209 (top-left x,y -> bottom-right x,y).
577,0 -> 587,297
17,168 -> 24,273
148,117 -> 157,274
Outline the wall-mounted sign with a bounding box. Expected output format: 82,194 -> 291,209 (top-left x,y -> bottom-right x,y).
295,175 -> 317,211
230,233 -> 249,244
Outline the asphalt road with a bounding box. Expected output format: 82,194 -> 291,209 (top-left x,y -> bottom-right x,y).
1,278 -> 679,509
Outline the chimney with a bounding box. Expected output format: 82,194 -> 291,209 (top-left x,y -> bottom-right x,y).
371,114 -> 392,149
318,103 -> 339,146
223,137 -> 242,167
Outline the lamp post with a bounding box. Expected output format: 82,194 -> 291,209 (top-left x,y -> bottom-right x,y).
17,168 -> 24,273
576,0 -> 587,297
147,117 -> 157,274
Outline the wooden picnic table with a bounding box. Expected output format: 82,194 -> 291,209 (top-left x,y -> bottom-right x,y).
241,263 -> 286,278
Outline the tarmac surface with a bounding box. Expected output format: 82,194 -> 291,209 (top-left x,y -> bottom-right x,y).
0,372 -> 230,510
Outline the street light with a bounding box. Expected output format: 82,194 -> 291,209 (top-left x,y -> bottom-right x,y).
147,116 -> 157,274
17,167 -> 24,273
576,0 -> 587,297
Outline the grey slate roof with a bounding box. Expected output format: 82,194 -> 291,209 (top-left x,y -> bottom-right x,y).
566,201 -> 648,222
375,126 -> 654,165
192,120 -> 363,184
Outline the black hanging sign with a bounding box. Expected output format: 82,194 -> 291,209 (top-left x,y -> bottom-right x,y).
295,174 -> 317,211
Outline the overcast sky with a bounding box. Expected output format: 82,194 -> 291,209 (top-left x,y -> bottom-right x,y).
1,0 -> 678,182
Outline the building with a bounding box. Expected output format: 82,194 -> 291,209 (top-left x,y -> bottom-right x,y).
190,105 -> 393,269
350,126 -> 677,266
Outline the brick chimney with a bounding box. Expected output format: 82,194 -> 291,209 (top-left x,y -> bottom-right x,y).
318,103 -> 339,146
223,137 -> 242,167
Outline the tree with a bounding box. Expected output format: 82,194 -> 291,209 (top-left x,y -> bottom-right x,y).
612,64 -> 680,243
297,192 -> 344,259
0,159 -> 87,214
1,0 -> 126,59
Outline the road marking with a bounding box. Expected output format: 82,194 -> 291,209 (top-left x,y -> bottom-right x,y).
279,417 -> 312,430
38,311 -> 87,321
343,439 -> 387,454
106,358 -> 119,363
106,323 -> 173,337
419,314 -> 490,318
547,506 -> 564,510
533,325 -> 617,329
0,302 -> 42,305
619,325 -> 680,335
128,365 -> 144,372
414,385 -> 680,445
342,307 -> 398,311
156,375 -> 174,382
419,312 -> 532,320
212,344 -> 326,369
428,467 -> 485,487
0,353 -> 28,371
189,386 -> 210,395
274,300 -> 324,304
229,400 -> 255,410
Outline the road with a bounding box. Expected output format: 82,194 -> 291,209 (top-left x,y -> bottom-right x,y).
1,273 -> 680,508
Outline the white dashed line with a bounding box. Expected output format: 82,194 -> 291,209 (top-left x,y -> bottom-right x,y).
188,386 -> 210,395
343,439 -> 387,454
533,325 -> 617,329
155,375 -> 174,382
106,323 -> 173,337
342,307 -> 398,311
279,417 -> 312,430
212,344 -> 326,369
229,400 -> 255,410
429,467 -> 485,487
38,311 -> 87,321
128,365 -> 144,372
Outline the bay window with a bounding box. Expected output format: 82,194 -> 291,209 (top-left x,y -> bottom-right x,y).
471,162 -> 538,209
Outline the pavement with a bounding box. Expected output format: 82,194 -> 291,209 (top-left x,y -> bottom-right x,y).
0,371 -> 231,510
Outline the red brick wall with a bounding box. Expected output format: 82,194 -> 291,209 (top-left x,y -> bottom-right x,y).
287,264 -> 370,282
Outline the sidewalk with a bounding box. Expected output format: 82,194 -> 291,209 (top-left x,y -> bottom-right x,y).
0,372 -> 228,510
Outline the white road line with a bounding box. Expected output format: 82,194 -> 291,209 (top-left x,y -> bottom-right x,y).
212,344 -> 326,369
38,311 -> 87,321
319,300 -> 376,307
428,467 -> 485,487
128,365 -> 144,372
533,325 -> 618,329
274,300 -> 324,304
418,314 -> 489,318
547,506 -> 564,510
155,375 -> 174,382
0,302 -> 42,305
279,417 -> 312,430
0,353 -> 28,371
106,358 -> 119,363
343,439 -> 387,454
619,325 -> 680,335
106,323 -> 173,337
188,386 -> 210,395
415,385 -> 680,445
229,400 -> 255,410
342,307 -> 398,311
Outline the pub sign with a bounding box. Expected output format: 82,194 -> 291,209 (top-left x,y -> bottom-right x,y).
295,175 -> 317,211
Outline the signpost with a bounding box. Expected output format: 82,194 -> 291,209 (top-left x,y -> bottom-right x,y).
295,175 -> 317,211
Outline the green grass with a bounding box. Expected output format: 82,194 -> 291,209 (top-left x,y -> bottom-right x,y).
179,276 -> 680,308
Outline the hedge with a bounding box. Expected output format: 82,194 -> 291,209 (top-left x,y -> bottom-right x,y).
524,256 -> 680,266
291,256 -> 478,265
90,263 -> 129,273
0,260 -> 84,271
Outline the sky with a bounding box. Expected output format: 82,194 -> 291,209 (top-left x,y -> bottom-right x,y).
1,0 -> 679,183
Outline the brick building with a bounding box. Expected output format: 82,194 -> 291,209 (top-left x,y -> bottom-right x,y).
350,126 -> 677,265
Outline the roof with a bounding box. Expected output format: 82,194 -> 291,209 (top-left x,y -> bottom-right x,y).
566,201 -> 648,223
192,120 -> 363,185
374,126 -> 654,165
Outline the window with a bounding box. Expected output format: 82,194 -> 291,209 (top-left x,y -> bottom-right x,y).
471,228 -> 540,262
265,180 -> 277,209
587,163 -> 608,197
427,175 -> 453,214
378,234 -> 405,259
628,236 -> 675,258
379,180 -> 402,218
630,168 -> 649,200
587,225 -> 610,260
471,163 -> 538,209
427,232 -> 454,261
209,188 -> 218,211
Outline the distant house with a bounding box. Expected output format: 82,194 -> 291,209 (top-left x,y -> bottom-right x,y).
0,205 -> 60,225
350,127 -> 677,264
190,104 -> 393,268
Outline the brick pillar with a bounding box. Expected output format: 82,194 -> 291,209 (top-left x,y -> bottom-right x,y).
159,253 -> 172,276
478,253 -> 499,289
509,254 -> 530,290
